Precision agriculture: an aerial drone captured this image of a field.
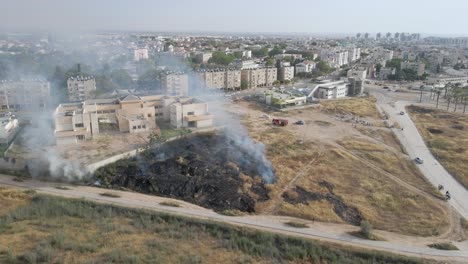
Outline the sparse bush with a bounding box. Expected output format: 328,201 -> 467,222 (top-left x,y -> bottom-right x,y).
159,201 -> 180,207
219,209 -> 245,216
428,243 -> 458,250
55,186 -> 71,190
284,221 -> 308,228
99,192 -> 121,198
360,220 -> 373,239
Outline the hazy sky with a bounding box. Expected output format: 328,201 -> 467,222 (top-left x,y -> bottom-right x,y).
2,0 -> 467,36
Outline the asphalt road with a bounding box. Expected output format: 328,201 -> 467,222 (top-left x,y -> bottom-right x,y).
0,175 -> 467,262
369,86 -> 468,219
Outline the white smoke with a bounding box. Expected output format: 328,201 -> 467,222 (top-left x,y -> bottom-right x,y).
21,111 -> 85,180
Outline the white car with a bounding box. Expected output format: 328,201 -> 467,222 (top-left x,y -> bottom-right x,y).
414,157 -> 424,164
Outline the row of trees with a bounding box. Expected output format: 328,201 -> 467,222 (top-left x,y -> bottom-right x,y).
429,84 -> 468,113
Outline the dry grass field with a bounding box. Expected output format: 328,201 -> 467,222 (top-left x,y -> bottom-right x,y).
0,188 -> 424,264
320,97 -> 380,119
239,98 -> 448,236
407,105 -> 468,188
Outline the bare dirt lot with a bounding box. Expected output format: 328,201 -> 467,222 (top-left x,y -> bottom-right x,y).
407,105 -> 468,189
232,97 -> 449,236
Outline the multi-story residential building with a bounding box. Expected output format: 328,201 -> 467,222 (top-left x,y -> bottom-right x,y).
67,76 -> 96,102
54,95 -> 213,145
379,67 -> 396,80
194,69 -> 241,90
241,67 -> 277,88
161,72 -> 189,96
195,52 -> 212,63
0,79 -> 50,111
320,49 -> 349,68
347,47 -> 361,62
347,67 -> 367,79
134,48 -> 149,61
295,61 -> 316,74
400,61 -> 425,76
278,66 -> 295,82
265,67 -> 278,86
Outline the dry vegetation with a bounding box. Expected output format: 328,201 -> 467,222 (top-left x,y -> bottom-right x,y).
407,105 -> 468,188
320,97 -> 380,119
0,188 -> 423,264
241,99 -> 448,236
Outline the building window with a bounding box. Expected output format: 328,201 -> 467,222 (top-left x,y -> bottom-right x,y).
138,125 -> 141,129
76,135 -> 85,141
148,114 -> 152,117
133,126 -> 137,130
75,123 -> 84,128
187,111 -> 195,115
142,125 -> 146,129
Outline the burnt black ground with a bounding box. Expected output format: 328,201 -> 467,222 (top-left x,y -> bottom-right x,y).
94,133 -> 270,212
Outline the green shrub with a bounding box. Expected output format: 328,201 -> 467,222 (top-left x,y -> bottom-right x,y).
428,243 -> 459,250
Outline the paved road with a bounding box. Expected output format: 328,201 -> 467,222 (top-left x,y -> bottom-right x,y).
369,86 -> 468,219
0,175 -> 467,262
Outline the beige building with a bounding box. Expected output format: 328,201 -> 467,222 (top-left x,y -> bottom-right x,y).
67,76 -> 96,102
162,72 -> 189,96
0,79 -> 50,111
54,95 -> 213,145
241,67 -> 277,88
195,69 -> 241,90
278,66 -> 295,82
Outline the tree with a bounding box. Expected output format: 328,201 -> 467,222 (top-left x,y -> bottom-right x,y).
208,51 -> 235,65
240,80 -> 248,90
375,63 -> 382,74
265,58 -> 275,66
268,48 -> 283,57
252,48 -> 268,58
385,58 -> 402,71
360,220 -> 373,239
436,90 -> 441,109
316,61 -> 333,74
272,80 -> 281,87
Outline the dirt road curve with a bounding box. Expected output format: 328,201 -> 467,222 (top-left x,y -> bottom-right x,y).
0,175 -> 467,262
370,87 -> 468,219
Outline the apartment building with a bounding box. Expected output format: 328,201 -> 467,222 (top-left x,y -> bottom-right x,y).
241,67 -> 277,88
54,95 -> 213,145
400,61 -> 425,76
195,52 -> 212,63
295,61 -> 316,73
320,49 -> 349,68
0,79 -> 50,111
347,67 -> 367,79
134,48 -> 149,61
379,67 -> 396,80
67,76 -> 96,102
161,72 -> 189,96
347,47 -> 361,62
278,66 -> 295,82
195,69 -> 241,90
311,80 -> 349,99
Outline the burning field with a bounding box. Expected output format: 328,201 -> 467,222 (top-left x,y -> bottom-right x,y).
93,132 -> 271,213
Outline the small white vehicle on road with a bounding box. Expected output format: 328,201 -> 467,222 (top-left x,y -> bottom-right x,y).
414,157 -> 424,164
